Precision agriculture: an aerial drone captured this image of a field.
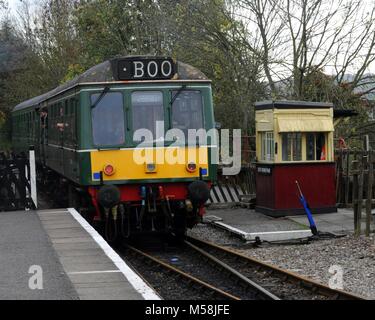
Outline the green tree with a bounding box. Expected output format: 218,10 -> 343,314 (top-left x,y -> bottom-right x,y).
1,0 -> 81,148
33,0 -> 82,84
3,0 -> 266,136
301,68 -> 369,147
74,0 -> 163,69
74,0 -> 265,131
0,18 -> 28,147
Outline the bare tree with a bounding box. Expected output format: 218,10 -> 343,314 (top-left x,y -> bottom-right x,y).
0,0 -> 9,24
233,0 -> 375,100
0,0 -> 7,9
14,0 -> 81,84
229,0 -> 284,96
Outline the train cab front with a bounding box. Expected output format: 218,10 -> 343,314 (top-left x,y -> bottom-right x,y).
78,57 -> 217,240
84,144 -> 215,241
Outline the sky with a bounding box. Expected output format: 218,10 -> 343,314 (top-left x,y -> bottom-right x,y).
6,0 -> 36,16
7,0 -> 19,13
8,0 -> 25,12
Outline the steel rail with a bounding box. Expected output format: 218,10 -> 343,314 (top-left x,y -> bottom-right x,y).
123,244 -> 241,300
184,240 -> 280,300
186,235 -> 366,300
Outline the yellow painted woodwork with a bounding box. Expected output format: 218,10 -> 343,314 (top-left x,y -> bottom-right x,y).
256,107 -> 334,164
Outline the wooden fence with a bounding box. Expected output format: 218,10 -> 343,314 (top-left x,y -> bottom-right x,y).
0,151 -> 34,211
208,134 -> 256,206
335,149 -> 374,236
208,165 -> 256,206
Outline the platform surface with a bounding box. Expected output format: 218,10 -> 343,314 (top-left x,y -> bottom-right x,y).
0,208 -> 159,300
205,207 -> 375,239
287,208 -> 375,234
0,210 -> 78,299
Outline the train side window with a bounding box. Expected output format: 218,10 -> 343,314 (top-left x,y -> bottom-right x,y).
171,90 -> 204,137
131,91 -> 164,141
91,92 -> 125,146
49,105 -> 54,143
66,98 -> 76,146
72,98 -> 78,144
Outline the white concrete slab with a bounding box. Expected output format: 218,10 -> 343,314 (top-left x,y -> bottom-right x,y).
212,221 -> 312,242
244,230 -> 313,241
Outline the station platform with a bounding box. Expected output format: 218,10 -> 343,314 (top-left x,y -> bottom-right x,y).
0,208 -> 159,300
288,208 -> 375,234
204,207 -> 375,241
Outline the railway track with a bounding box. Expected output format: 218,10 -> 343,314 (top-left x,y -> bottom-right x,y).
123,244 -> 240,300
186,235 -> 366,300
121,242 -> 279,300
37,187 -> 365,301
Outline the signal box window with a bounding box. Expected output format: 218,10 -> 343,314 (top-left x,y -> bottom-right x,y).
282,133 -> 302,161
91,92 -> 125,146
260,132 -> 274,162
306,133 -> 327,161
132,91 -> 164,141
172,91 -> 204,137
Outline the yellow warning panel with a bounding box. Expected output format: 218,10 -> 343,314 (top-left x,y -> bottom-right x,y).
90,146 -> 209,181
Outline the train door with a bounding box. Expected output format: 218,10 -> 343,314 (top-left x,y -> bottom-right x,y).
39,108 -> 48,165
61,100 -> 70,176
57,102 -> 65,173
34,110 -> 38,155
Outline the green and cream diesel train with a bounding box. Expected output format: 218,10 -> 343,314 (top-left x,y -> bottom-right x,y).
12,56 -> 217,239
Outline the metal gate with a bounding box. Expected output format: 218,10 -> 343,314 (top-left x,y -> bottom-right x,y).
0,152 -> 35,211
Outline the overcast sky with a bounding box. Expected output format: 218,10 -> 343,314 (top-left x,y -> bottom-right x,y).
6,0 -> 36,15
7,0 -> 20,13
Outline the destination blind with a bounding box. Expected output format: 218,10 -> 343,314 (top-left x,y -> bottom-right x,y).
113,57 -> 177,81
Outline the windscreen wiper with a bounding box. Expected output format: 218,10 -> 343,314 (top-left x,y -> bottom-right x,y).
91,86 -> 110,109
170,85 -> 187,105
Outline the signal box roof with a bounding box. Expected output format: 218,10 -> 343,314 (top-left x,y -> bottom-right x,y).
255,100 -> 334,111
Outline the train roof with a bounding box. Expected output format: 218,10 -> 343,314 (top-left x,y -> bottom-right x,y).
13,56 -> 209,112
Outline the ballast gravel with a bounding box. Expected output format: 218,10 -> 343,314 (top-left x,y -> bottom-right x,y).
188,223 -> 375,299
188,223 -> 244,246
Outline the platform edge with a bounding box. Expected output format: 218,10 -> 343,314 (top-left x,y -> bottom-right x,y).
67,208 -> 160,300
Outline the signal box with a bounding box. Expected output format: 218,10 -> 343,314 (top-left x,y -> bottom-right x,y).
255,101 -> 337,216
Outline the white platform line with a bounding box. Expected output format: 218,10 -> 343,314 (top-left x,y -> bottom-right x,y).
67,208 -> 160,300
